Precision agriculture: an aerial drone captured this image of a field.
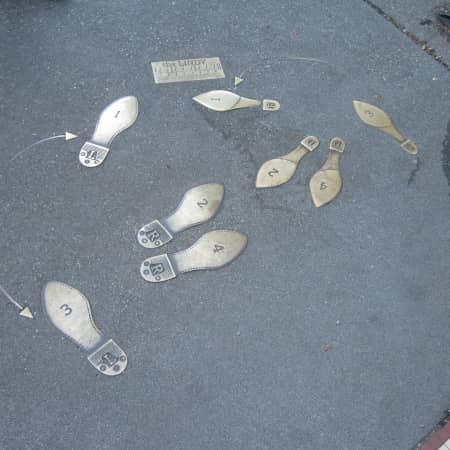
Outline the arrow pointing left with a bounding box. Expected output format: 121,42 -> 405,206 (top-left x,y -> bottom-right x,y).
0,283 -> 34,319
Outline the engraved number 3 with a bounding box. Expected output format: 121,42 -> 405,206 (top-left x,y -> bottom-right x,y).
60,304 -> 73,316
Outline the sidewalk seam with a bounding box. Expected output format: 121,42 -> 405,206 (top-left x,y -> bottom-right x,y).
362,0 -> 450,71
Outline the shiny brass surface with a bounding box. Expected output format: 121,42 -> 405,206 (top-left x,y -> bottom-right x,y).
309,137 -> 346,208
262,99 -> 281,111
256,136 -> 319,188
193,90 -> 261,111
43,281 -> 127,376
137,184 -> 224,249
79,96 -> 139,167
140,230 -> 248,283
151,57 -> 225,84
353,100 -> 418,155
87,339 -> 127,376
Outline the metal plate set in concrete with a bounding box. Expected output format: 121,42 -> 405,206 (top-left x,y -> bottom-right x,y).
15,90 -> 419,376
137,184 -> 248,283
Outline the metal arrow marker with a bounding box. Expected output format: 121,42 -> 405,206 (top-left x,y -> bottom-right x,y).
140,230 -> 248,283
12,131 -> 79,161
256,135 -> 320,188
193,90 -> 280,112
137,183 -> 225,249
309,137 -> 346,208
79,96 -> 139,168
43,281 -> 127,376
353,100 -> 418,155
0,283 -> 34,319
234,76 -> 244,87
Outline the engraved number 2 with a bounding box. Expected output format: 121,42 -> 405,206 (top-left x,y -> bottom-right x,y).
60,304 -> 73,316
268,168 -> 279,177
197,198 -> 209,208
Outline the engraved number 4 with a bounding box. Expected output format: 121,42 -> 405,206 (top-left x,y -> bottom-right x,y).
214,244 -> 225,253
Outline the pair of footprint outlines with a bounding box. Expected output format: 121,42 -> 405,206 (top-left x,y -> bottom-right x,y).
256,136 -> 346,207
137,184 -> 248,282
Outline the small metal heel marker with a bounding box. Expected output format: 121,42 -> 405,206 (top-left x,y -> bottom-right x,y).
137,183 -> 225,249
193,90 -> 280,112
79,96 -> 139,167
353,100 -> 418,155
309,137 -> 346,208
140,230 -> 248,282
256,135 -> 319,188
43,281 -> 127,376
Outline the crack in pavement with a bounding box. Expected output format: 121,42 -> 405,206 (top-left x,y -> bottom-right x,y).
407,156 -> 422,185
362,0 -> 450,70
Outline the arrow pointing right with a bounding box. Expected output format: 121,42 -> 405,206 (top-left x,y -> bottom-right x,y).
0,283 -> 34,319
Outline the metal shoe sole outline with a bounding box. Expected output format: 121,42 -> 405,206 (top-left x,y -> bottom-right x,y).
137,183 -> 225,249
256,136 -> 320,188
42,281 -> 127,376
309,137 -> 346,208
140,230 -> 248,283
353,100 -> 418,155
193,90 -> 280,112
79,96 -> 139,167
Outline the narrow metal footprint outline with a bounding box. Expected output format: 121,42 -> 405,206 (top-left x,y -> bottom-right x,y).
353,100 -> 418,155
42,281 -> 127,376
137,183 -> 225,249
79,96 -> 139,167
193,90 -> 280,112
309,137 -> 346,208
140,230 -> 248,282
256,136 -> 320,188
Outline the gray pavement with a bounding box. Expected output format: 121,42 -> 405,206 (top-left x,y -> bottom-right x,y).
367,0 -> 450,67
0,1 -> 449,449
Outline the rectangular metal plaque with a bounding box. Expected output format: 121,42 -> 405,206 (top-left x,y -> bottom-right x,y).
151,57 -> 225,84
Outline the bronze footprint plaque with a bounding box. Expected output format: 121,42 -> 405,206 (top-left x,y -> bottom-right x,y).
353,100 -> 418,155
137,184 -> 225,249
140,230 -> 248,282
256,136 -> 319,188
43,281 -> 127,376
193,90 -> 280,112
79,96 -> 139,167
309,137 -> 346,208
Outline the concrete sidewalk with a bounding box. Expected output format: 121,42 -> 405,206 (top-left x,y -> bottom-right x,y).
0,1 -> 449,449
